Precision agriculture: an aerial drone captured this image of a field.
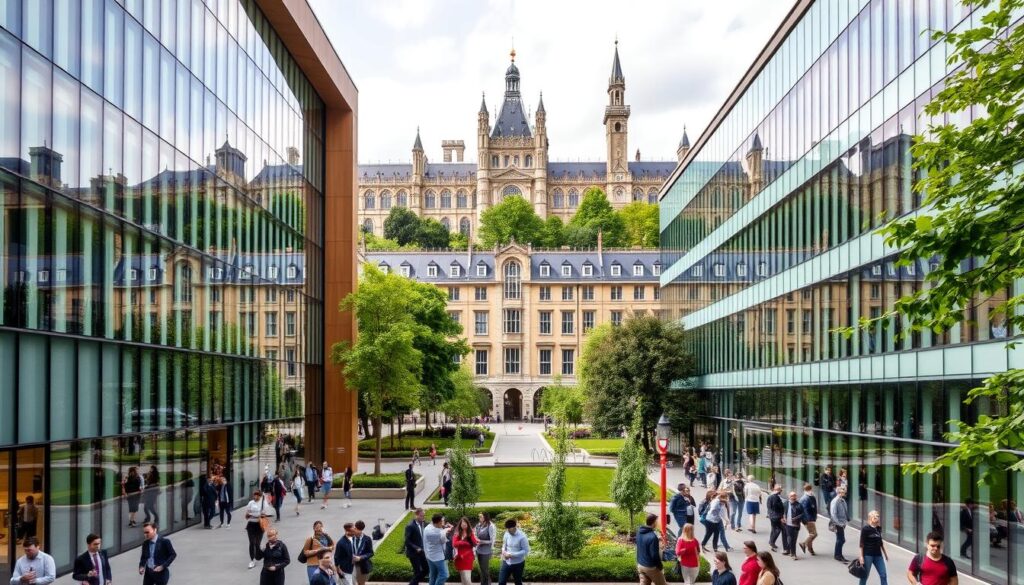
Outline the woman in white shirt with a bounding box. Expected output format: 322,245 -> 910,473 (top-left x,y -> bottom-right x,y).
743,476 -> 763,533
292,474 -> 305,517
245,491 -> 271,568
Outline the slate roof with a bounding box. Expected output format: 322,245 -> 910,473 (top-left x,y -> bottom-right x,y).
491,96 -> 532,139
547,162 -> 607,180
610,43 -> 625,83
627,161 -> 676,178
369,252 -> 495,283
251,163 -> 304,185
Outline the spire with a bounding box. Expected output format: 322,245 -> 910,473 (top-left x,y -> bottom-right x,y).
505,47 -> 521,96
413,127 -> 423,152
479,92 -> 488,114
748,131 -> 763,154
610,39 -> 624,83
679,125 -> 690,149
537,92 -> 545,114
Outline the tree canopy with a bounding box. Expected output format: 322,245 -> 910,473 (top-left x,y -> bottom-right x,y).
478,195 -> 545,247
566,187 -> 626,248
442,363 -> 488,421
406,278 -> 469,428
618,202 -> 660,248
383,207 -> 421,246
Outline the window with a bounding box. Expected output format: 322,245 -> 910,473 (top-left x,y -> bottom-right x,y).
653,287 -> 661,300
757,262 -> 767,277
568,189 -> 579,207
802,310 -> 812,334
396,191 -> 408,206
448,311 -> 461,324
476,263 -> 487,276
652,263 -> 661,276
561,349 -> 575,375
610,286 -> 623,301
286,265 -> 297,279
266,312 -> 278,336
633,264 -> 644,276
503,309 -> 521,334
379,264 -> 390,275
245,312 -> 257,335
491,155 -> 499,167
400,265 -> 411,277
582,286 -> 594,301
427,265 -> 438,277
287,290 -> 296,303
441,217 -> 452,231
688,286 -> 699,300
802,289 -> 812,300
268,265 -> 278,279
130,268 -> 139,281
540,264 -> 550,277
286,348 -> 297,377
456,191 -> 468,208
872,265 -> 883,276
611,311 -> 623,326
474,287 -> 487,301
562,286 -> 573,301
539,311 -> 552,335
448,287 -> 460,300
286,312 -> 296,336
539,349 -> 552,375
241,265 -> 253,280
633,286 -> 645,300
148,267 -> 158,281
504,347 -> 521,374
610,264 -> 621,276
870,283 -> 881,299
266,289 -> 278,303
502,185 -> 522,199
582,264 -> 593,276
713,263 -> 725,277
425,191 -> 436,208
364,191 -> 375,209
787,309 -> 796,334
503,261 -> 522,299
474,312 -> 489,335
56,268 -> 67,283
475,350 -> 488,375
539,286 -> 551,301
440,190 -> 452,208
691,265 -> 703,277
459,218 -> 471,235
736,263 -> 747,277
552,189 -> 564,208
763,310 -> 775,334
380,191 -> 392,209
583,311 -> 595,332
561,264 -> 571,277
906,262 -> 916,276
561,311 -> 574,335
450,265 -> 461,278
363,219 -> 375,234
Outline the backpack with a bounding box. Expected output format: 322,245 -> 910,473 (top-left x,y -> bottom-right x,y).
698,500 -> 711,521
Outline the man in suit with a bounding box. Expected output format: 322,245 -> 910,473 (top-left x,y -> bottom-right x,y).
403,508 -> 429,585
72,533 -> 113,585
782,491 -> 805,559
333,523 -> 356,585
404,464 -> 417,510
138,522 -> 176,585
766,485 -> 785,553
199,475 -> 217,529
351,520 -> 374,585
960,498 -> 975,558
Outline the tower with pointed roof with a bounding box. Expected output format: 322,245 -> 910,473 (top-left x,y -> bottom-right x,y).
745,132 -> 763,195
676,126 -> 691,162
604,40 -> 631,202
412,127 -> 426,204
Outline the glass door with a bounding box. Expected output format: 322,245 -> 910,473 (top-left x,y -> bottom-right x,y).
0,452 -> 9,583
0,447 -> 46,585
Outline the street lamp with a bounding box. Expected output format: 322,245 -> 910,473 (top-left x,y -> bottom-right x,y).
656,413 -> 671,541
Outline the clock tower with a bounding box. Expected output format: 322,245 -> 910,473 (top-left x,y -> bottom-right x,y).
604,41 -> 631,202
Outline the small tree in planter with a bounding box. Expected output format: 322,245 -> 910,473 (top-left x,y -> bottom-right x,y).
535,423 -> 587,558
447,426 -> 479,519
611,403 -> 654,539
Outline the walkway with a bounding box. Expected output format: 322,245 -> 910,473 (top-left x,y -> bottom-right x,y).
491,421 -> 553,463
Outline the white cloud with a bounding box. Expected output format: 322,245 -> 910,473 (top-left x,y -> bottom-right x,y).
309,0 -> 793,164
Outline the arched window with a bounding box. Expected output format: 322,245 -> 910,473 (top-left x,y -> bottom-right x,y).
424,190 -> 436,208
363,191 -> 375,209
362,218 -> 374,234
380,190 -> 392,209
396,190 -> 408,207
175,263 -> 193,303
525,155 -> 532,167
614,187 -> 624,201
456,190 -> 468,208
441,217 -> 451,231
614,122 -> 621,132
632,188 -> 643,201
459,217 -> 471,236
502,185 -> 522,200
503,260 -> 522,300
513,155 -> 519,166
648,188 -> 658,203
551,188 -> 564,209
440,189 -> 452,208
568,189 -> 579,208
491,155 -> 499,167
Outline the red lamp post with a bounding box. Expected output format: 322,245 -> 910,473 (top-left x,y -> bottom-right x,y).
656,413 -> 671,541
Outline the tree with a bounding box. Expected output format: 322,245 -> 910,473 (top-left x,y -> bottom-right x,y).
407,280 -> 469,429
364,231 -> 419,251
610,404 -> 653,538
448,231 -> 469,250
446,426 -> 480,518
414,218 -> 451,249
443,364 -> 487,421
540,377 -> 585,426
383,207 -> 421,245
478,196 -> 545,247
535,423 -> 588,558
539,215 -> 566,248
844,0 -> 1024,484
617,202 -> 659,248
567,187 -> 626,247
331,264 -> 424,474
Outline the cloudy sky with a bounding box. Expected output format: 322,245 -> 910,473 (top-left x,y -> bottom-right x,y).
309,0 -> 793,165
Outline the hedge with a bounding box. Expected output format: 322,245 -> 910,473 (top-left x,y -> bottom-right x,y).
586,449 -> 622,457
370,506 -> 711,582
358,428 -> 495,458
330,472 -> 418,489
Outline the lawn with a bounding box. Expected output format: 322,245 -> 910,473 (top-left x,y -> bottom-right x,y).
572,438 -> 626,451
358,429 -> 494,458
427,466 -> 656,503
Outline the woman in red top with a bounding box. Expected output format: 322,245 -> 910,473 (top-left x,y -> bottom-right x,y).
452,516 -> 479,585
738,541 -> 760,585
675,523 -> 701,585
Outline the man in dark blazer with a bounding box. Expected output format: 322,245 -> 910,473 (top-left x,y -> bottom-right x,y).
766,484 -> 785,552
199,475 -> 218,528
403,508 -> 429,585
960,498 -> 975,558
781,491 -> 806,559
72,533 -> 113,585
334,523 -> 356,585
404,464 -> 417,510
351,520 -> 374,585
138,523 -> 177,585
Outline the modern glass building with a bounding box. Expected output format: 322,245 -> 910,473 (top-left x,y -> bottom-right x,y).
0,0 -> 357,579
660,1 -> 1022,582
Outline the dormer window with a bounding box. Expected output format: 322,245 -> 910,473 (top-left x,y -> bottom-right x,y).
610,264 -> 621,276
872,265 -> 883,276
56,268 -> 67,282
427,265 -> 438,277
400,265 -> 411,277
286,264 -> 298,279
208,267 -> 223,280
450,265 -> 461,278
37,270 -> 49,283
148,267 -> 158,281
540,264 -> 550,277
561,264 -> 571,277
652,263 -> 661,276
757,262 -> 767,277
379,264 -> 390,275
241,265 -> 254,279
130,268 -> 139,281
713,263 -> 725,277
906,262 -> 916,276
582,264 -> 593,277
633,264 -> 644,276
736,263 -> 747,277
268,265 -> 278,279
476,263 -> 487,277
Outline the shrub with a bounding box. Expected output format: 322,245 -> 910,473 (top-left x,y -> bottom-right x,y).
447,426 -> 480,517
331,472 -> 417,489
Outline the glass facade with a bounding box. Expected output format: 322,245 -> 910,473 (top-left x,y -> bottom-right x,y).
0,0 -> 325,579
660,1 -> 1022,582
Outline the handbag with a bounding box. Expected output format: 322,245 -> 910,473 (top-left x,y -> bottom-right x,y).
828,520 -> 837,532
260,516 -> 271,532
848,559 -> 867,578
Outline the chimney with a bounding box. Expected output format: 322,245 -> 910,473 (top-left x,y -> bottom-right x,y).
442,140 -> 466,163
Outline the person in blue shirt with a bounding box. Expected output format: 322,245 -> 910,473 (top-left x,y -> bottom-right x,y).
498,518 -> 530,585
635,514 -> 667,585
710,551 -> 737,585
669,483 -> 691,532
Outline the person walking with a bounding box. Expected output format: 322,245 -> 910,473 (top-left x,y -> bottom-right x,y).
245,491 -> 271,569
707,466 -> 720,493
412,449 -> 421,467
302,521 -> 335,582
683,486 -> 697,527
138,523 -> 176,585
404,509 -> 430,585
798,483 -> 819,556
309,551 -> 338,585
333,523 -> 357,585
670,483 -> 691,531
710,551 -> 737,585
423,514 -> 452,585
124,466 -> 144,528
271,472 -> 287,522
906,531 -> 958,585
820,466 -> 836,509
439,463 -> 453,506
429,444 -> 438,466
405,464 -> 417,510
959,499 -> 974,559
830,485 -> 850,562
755,551 -> 780,585
259,528 -> 290,585
11,537 -> 56,585
744,476 -> 763,533
766,485 -> 785,552
498,518 -> 529,585
731,474 -> 746,531
859,510 -> 889,585
696,456 -> 708,487
782,491 -> 805,559
320,463 -> 334,510
452,517 -> 479,585
304,464 -> 319,504
714,492 -> 734,551
699,492 -> 720,552
674,523 -> 700,585
142,466 -> 160,527
476,512 -> 497,585
738,541 -> 759,585
350,521 -> 374,585
200,476 -> 217,529
291,473 -> 304,517
216,475 -> 232,528
73,533 -> 113,585
343,467 -> 354,509
635,513 -> 667,585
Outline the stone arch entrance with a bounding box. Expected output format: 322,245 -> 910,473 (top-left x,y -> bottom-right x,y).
533,388 -> 545,419
503,388 -> 523,421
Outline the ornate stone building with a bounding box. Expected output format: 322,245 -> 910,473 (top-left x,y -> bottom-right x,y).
357,44 -> 682,239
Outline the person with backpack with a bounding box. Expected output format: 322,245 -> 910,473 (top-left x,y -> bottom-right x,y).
731,474 -> 746,531
669,483 -> 691,531
302,521 -> 336,581
698,492 -> 718,551
906,532 -> 958,585
765,485 -> 785,553
271,472 -> 288,521
798,483 -> 818,556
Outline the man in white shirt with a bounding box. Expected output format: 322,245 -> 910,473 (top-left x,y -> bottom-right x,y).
423,513 -> 452,585
10,537 -> 56,585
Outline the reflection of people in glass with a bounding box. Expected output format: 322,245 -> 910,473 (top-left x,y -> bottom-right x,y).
857,467 -> 868,502
990,317 -> 1008,339
123,466 -> 143,527
179,472 -> 194,523
142,465 -> 161,526
16,496 -> 39,543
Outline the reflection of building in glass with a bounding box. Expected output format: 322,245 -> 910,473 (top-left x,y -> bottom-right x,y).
659,2 -> 1022,583
0,0 -> 355,580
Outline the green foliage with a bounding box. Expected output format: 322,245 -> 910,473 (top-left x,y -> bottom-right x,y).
478,195 -> 545,247
540,377 -> 585,425
364,231 -> 420,251
536,424 -> 588,559
407,280 -> 470,426
448,231 -> 469,250
383,207 -> 422,245
443,363 -> 488,420
416,218 -> 451,249
331,472 -> 419,489
617,202 -> 659,248
567,188 -> 625,247
540,215 -> 567,248
447,426 -> 480,518
610,404 -> 655,537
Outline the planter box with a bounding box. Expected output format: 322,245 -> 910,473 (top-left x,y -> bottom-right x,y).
328,476 -> 424,499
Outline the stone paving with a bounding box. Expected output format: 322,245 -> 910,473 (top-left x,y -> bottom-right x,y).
55,423 -> 989,584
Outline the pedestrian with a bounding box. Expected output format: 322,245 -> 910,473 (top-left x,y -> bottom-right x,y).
302,521 -> 336,581
11,537 -> 56,585
272,472 -> 287,521
309,550 -> 338,585
343,466 -> 354,509
707,466 -> 720,492
333,523 -> 357,585
498,518 -> 529,585
476,512 -> 497,585
404,509 -> 430,585
697,456 -> 708,487
738,541 -> 758,585
830,485 -> 850,562
959,499 -> 974,559
452,517 -> 479,585
744,476 -> 763,533
200,475 -> 217,529
755,551 -> 780,585
73,533 -> 113,585
731,474 -> 746,531
440,463 -> 453,506
292,473 -> 304,516
405,463 -> 418,510
259,528 -> 290,585
217,474 -> 233,528
838,468 -> 849,495
798,483 -> 818,555
782,491 -> 805,559
320,462 -> 334,509
142,466 -> 160,527
765,485 -> 785,553
430,443 -> 438,466
245,491 -> 271,569
138,523 -> 176,585
820,466 -> 836,509
635,513 -> 667,585
123,466 -> 143,527
699,491 -> 719,552
683,486 -> 697,526
350,520 -> 375,585
412,449 -> 421,466
714,491 -> 734,551
906,531 -> 958,585
674,523 -> 700,585
423,514 -> 452,585
305,464 -> 319,504
859,510 -> 889,585
669,483 -> 691,529
710,551 -> 737,585
16,496 -> 39,543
